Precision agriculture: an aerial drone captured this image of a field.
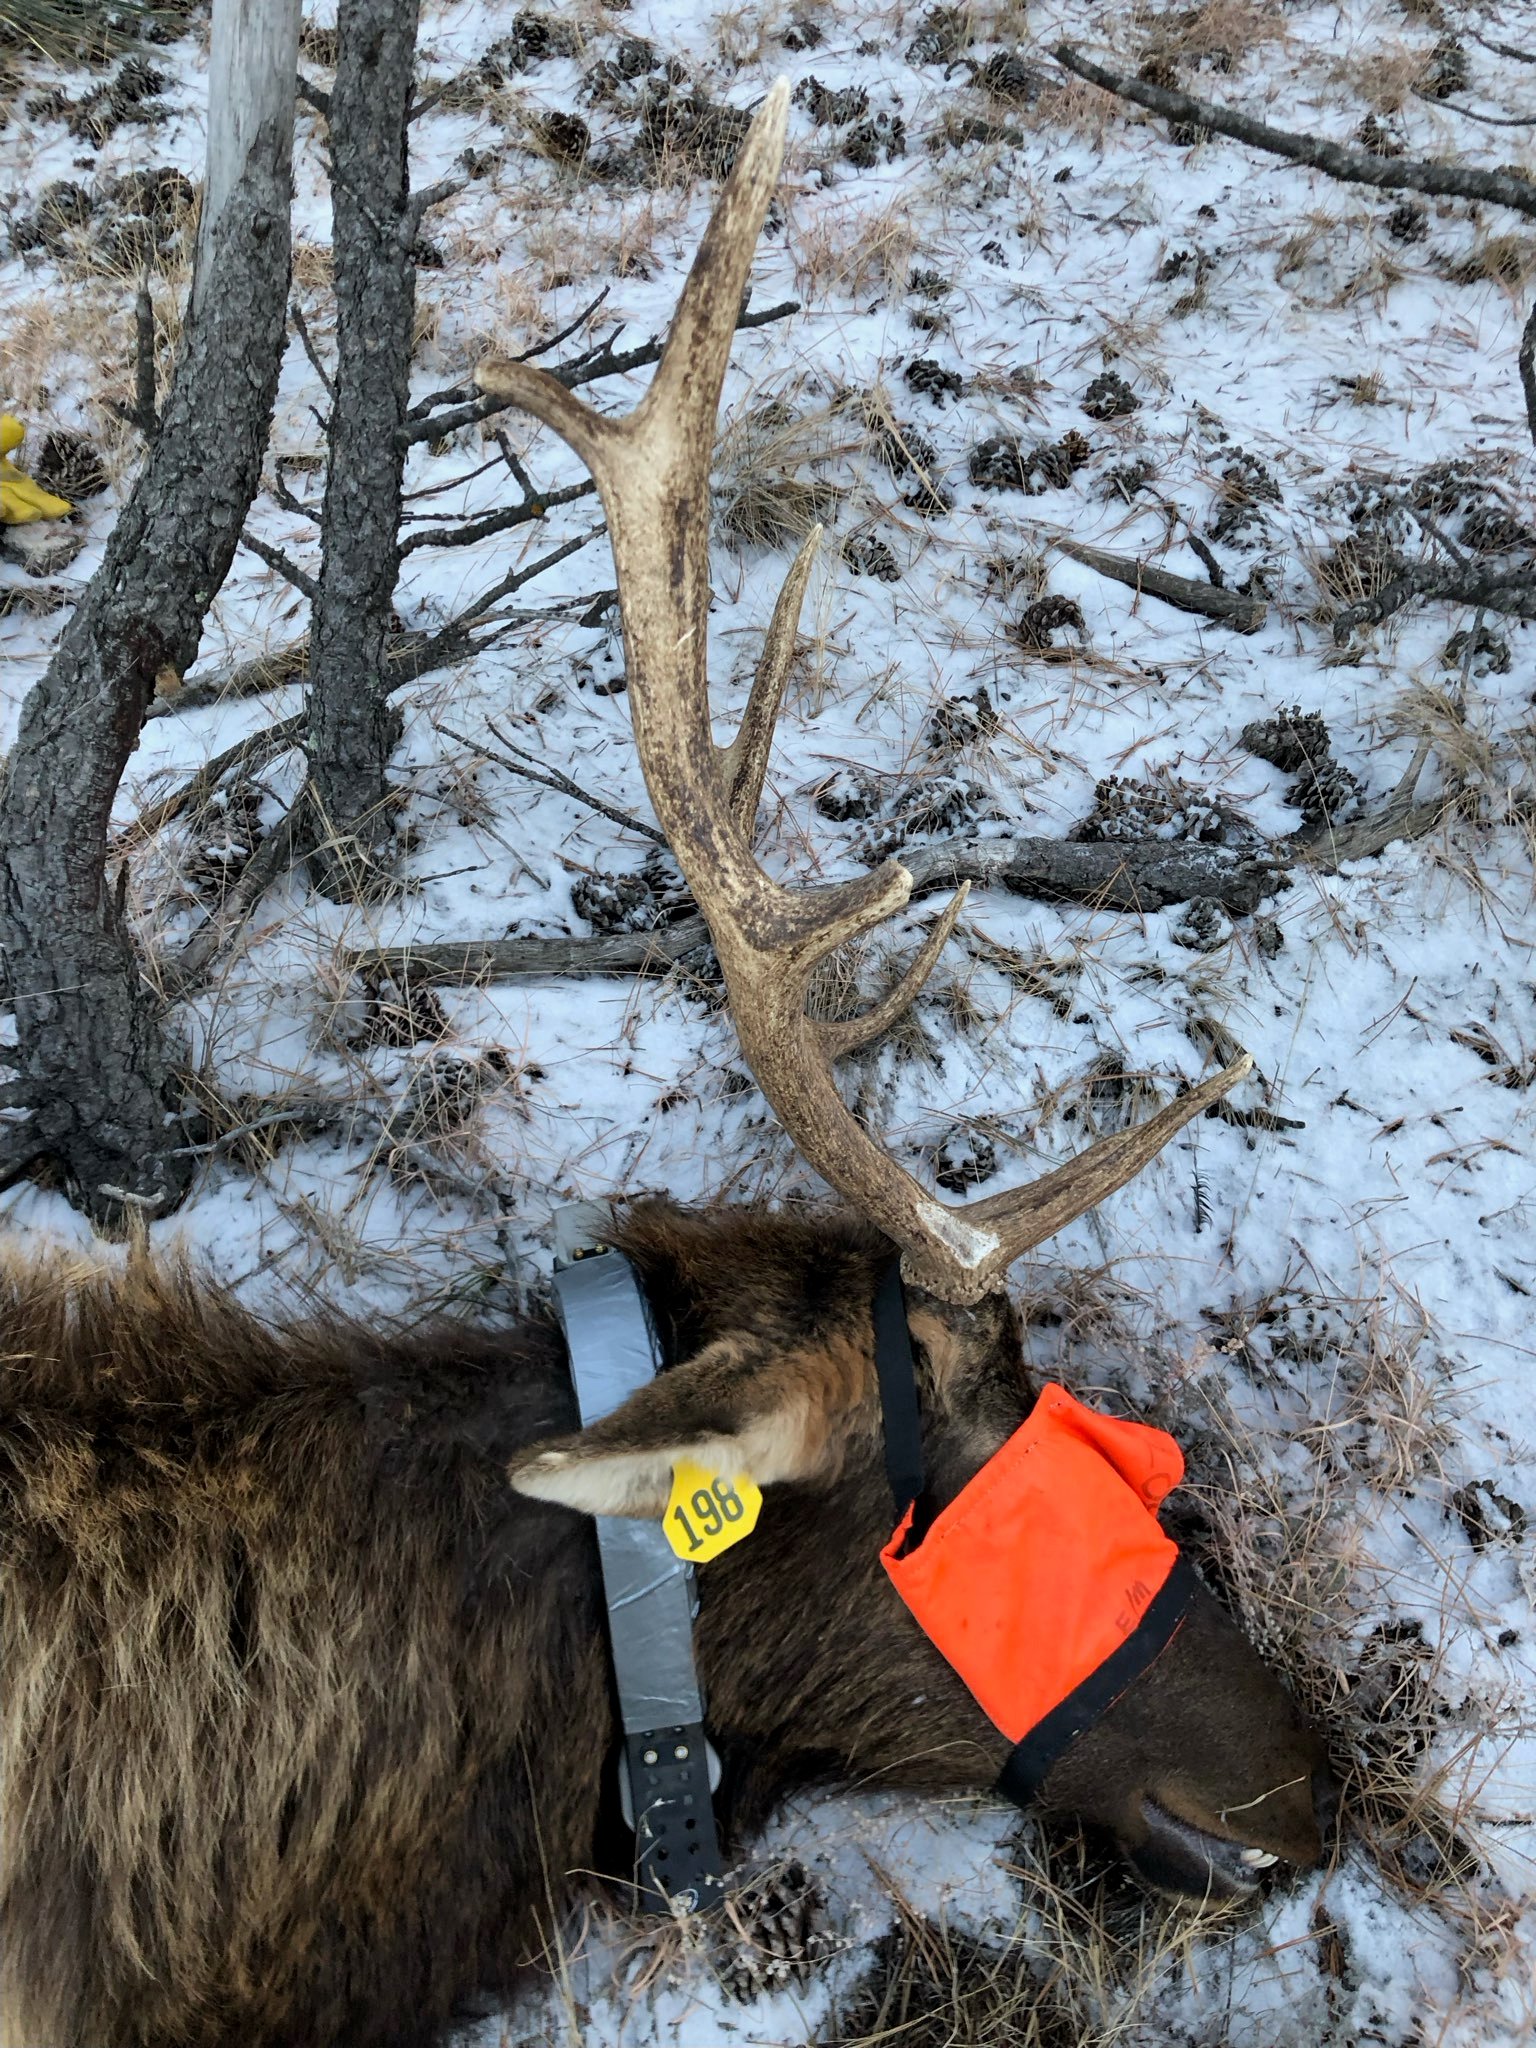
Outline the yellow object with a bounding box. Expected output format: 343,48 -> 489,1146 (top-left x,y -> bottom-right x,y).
662,1458 -> 762,1563
0,414 -> 73,524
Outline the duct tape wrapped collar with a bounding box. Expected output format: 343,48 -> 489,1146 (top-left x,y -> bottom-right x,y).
873,1264 -> 1197,1803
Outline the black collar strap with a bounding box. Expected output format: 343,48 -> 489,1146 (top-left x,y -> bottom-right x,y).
871,1257 -> 1197,1805
550,1208 -> 726,1915
996,1556 -> 1197,1805
873,1258 -> 935,1547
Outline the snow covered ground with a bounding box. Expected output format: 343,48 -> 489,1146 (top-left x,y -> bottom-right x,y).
4,0 -> 1536,2039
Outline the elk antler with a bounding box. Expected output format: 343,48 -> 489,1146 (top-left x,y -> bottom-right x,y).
476,80 -> 1250,1303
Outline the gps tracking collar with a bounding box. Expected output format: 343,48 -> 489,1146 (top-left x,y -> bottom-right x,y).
872,1262 -> 1198,1804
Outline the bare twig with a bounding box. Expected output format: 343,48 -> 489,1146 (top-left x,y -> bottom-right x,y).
398,476 -> 596,555
440,717 -> 667,844
453,526 -> 606,627
290,300 -> 335,399
240,528 -> 319,600
521,287 -> 612,363
1470,27 -> 1536,63
1055,44 -> 1536,219
1333,564 -> 1536,640
398,298 -> 800,448
405,79 -> 452,121
1184,532 -> 1226,588
1416,94 -> 1534,128
269,467 -> 315,520
1052,535 -> 1266,629
143,585 -> 610,722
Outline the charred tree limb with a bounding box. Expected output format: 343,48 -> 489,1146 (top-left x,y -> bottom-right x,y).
1053,536 -> 1267,630
0,0 -> 302,1225
398,299 -> 800,448
1055,44 -> 1536,220
303,0 -> 424,889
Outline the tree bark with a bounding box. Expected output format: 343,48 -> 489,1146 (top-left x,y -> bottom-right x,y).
304,0 -> 423,889
0,0 -> 301,1223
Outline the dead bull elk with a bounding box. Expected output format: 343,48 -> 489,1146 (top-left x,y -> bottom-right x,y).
0,80 -> 1334,2048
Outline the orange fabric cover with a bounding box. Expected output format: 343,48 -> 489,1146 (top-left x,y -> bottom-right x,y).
880,1383 -> 1182,1744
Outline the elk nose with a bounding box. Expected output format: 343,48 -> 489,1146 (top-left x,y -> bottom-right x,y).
1312,1764 -> 1340,1849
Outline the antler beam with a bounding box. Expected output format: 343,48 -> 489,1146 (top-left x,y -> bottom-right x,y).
476,79 -> 1250,1302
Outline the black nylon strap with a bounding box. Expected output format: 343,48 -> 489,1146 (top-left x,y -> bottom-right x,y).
873,1258 -> 928,1527
622,1723 -> 724,1915
997,1556 -> 1199,1806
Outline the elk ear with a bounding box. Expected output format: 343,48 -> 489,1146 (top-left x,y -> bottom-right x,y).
508,1332 -> 867,1518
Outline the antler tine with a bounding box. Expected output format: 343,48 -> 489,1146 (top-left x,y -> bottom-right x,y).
819,884 -> 971,1061
966,1052 -> 1253,1259
476,81 -> 1255,1305
721,525 -> 819,838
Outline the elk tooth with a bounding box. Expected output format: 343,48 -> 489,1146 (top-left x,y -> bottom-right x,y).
1239,1848 -> 1279,1869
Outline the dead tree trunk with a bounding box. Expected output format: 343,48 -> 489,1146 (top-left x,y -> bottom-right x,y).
304,0 -> 424,892
0,0 -> 301,1225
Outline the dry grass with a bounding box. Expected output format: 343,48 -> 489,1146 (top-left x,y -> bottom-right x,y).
829,1843 -> 1232,2048
1384,680 -> 1498,795
709,0 -> 788,74
1179,1271 -> 1494,1916
793,197 -> 921,304
1134,0 -> 1293,64
711,389 -> 859,549
1333,36 -> 1447,114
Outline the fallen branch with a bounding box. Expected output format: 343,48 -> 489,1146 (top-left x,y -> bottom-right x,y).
120,713 -> 304,846
1521,304 -> 1536,452
1052,536 -> 1267,631
1292,738 -> 1449,870
345,835 -> 1287,983
345,917 -> 712,983
1332,562 -> 1536,641
1055,44 -> 1536,220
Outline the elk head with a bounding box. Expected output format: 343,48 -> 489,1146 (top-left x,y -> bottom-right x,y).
486,87 -> 1333,1900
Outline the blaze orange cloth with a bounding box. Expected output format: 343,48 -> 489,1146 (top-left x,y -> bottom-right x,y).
880,1383 -> 1182,1745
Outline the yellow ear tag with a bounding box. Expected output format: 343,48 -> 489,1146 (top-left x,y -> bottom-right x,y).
663,1458 -> 762,1563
